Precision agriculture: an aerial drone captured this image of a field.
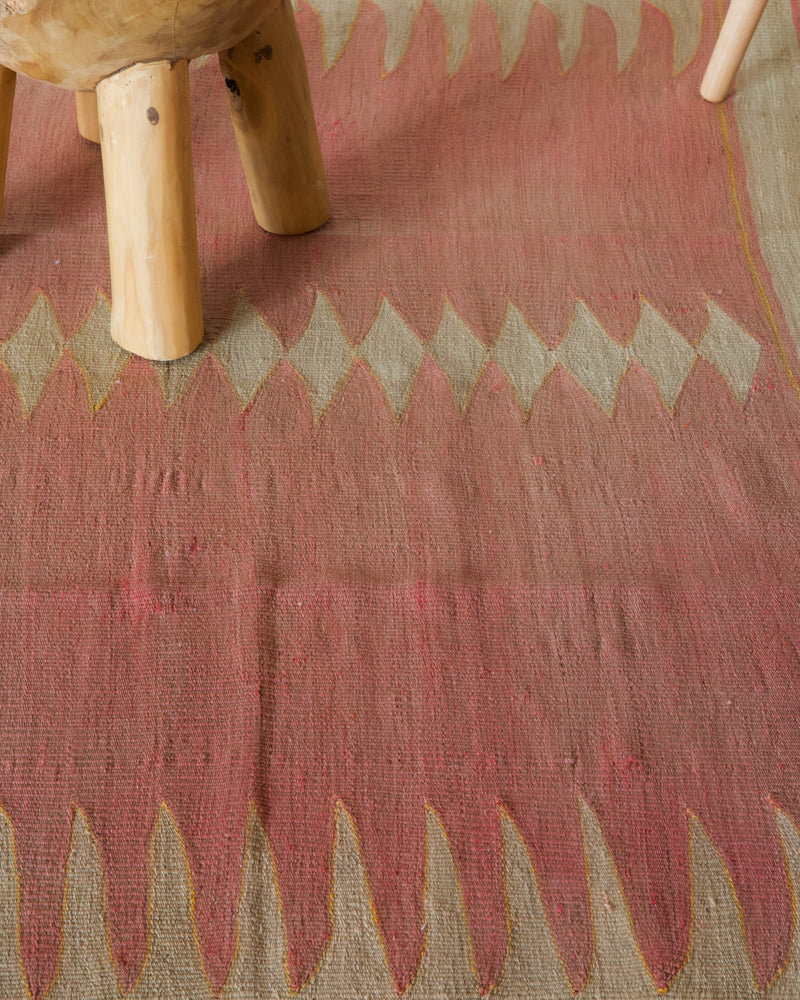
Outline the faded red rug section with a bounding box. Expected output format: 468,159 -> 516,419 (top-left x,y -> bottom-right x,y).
1,0 -> 800,997
0,0 -> 765,348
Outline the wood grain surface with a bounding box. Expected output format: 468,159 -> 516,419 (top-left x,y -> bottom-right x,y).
0,0 -> 280,89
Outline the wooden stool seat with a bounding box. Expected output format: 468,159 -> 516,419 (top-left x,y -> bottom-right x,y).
0,0 -> 329,359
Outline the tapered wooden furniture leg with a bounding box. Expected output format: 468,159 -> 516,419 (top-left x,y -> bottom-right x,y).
96,59 -> 204,360
700,0 -> 770,102
218,0 -> 330,235
76,90 -> 100,143
0,66 -> 16,225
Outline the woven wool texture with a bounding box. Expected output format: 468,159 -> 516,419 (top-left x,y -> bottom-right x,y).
0,0 -> 799,995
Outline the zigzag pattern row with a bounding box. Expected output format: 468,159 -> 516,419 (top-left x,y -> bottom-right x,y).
298,0 -> 703,78
0,798 -> 798,998
0,292 -> 761,419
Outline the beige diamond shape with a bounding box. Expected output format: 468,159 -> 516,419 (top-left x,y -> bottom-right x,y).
629,300 -> 696,409
358,299 -> 424,417
556,301 -> 628,414
0,294 -> 64,416
67,294 -> 130,411
212,293 -> 283,408
152,342 -> 210,408
428,301 -> 489,412
491,302 -> 554,413
698,301 -> 761,405
287,292 -> 353,420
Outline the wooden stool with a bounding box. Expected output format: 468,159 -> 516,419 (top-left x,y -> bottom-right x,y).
701,0 -> 770,102
0,0 -> 330,360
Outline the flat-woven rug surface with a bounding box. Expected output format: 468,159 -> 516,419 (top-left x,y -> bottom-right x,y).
1,0 -> 800,996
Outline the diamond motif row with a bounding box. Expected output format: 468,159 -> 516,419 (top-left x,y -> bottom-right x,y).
0,292 -> 760,418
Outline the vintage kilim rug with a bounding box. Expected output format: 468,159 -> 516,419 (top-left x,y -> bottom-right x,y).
1,0 -> 800,995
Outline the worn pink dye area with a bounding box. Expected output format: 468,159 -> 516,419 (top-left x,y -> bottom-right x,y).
1,342 -> 800,994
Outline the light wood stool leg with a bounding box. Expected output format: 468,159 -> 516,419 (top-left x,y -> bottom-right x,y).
96,59 -> 204,360
0,66 -> 16,226
76,90 -> 100,143
218,1 -> 330,235
700,0 -> 770,102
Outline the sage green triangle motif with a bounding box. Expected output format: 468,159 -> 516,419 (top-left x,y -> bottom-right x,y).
429,0 -> 479,74
538,0 -> 587,70
0,810 -> 28,1000
0,803 -> 795,997
591,0 -> 641,68
650,0 -> 702,72
128,806 -> 214,1000
288,292 -> 354,420
152,343 -> 210,408
579,800 -> 660,1000
491,812 -> 572,1000
698,301 -> 760,405
67,294 -> 130,411
428,301 -> 489,412
212,293 -> 283,407
302,804 -> 396,1000
768,811 -> 800,999
0,293 -> 64,416
221,805 -> 291,1000
371,0 -> 421,72
492,302 -> 554,413
629,299 -> 696,409
306,0 -> 361,68
358,298 -> 424,416
47,809 -> 122,1000
668,816 -> 759,1000
404,808 -> 480,1000
485,0 -> 534,77
556,301 -> 628,414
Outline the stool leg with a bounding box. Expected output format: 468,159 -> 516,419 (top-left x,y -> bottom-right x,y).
0,66 -> 16,226
218,1 -> 330,235
96,60 -> 204,360
76,91 -> 100,144
700,0 -> 770,102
